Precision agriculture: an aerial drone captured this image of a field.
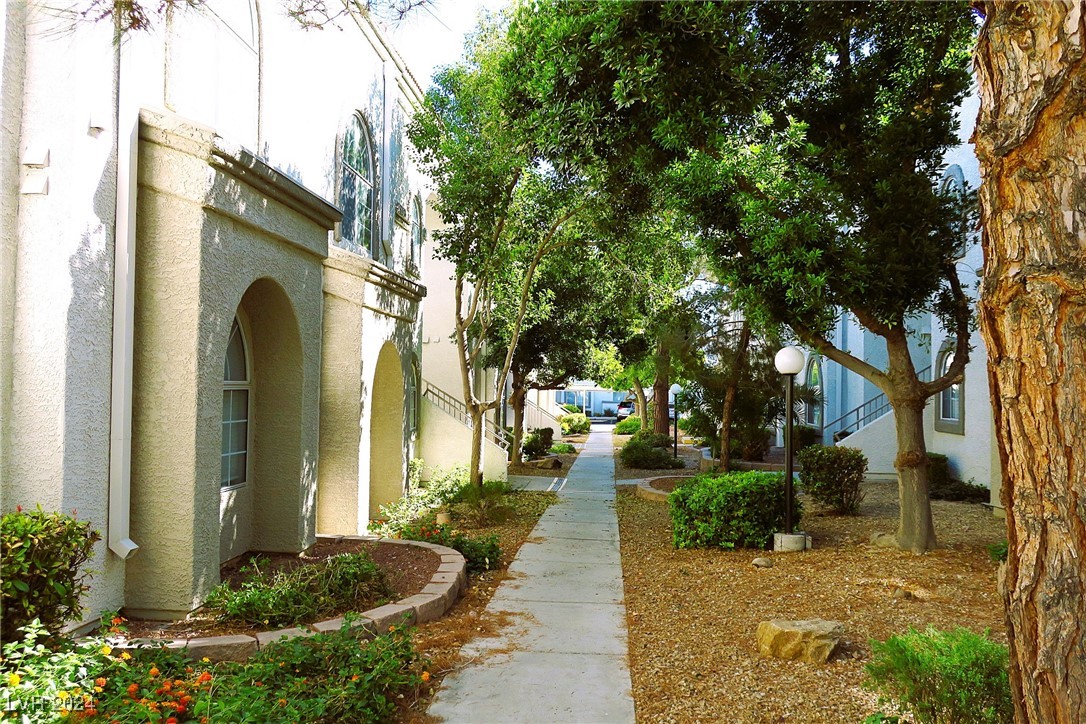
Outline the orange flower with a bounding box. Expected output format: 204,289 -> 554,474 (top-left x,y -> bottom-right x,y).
127,683 -> 139,698
351,675 -> 360,682
196,672 -> 212,685
166,718 -> 178,724
95,678 -> 107,688
278,699 -> 287,707
421,671 -> 431,683
148,667 -> 160,678
111,617 -> 125,626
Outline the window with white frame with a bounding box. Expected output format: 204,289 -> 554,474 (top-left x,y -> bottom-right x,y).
940,164 -> 968,259
221,317 -> 250,488
935,345 -> 964,434
406,356 -> 420,435
410,196 -> 424,268
804,356 -> 822,427
340,114 -> 376,258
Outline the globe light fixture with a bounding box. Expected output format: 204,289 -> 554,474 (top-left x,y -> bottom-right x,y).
775,346 -> 804,537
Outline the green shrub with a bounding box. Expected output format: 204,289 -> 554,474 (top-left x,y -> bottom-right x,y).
522,426 -> 555,459
1,506 -> 101,644
549,443 -> 575,454
988,540 -> 1008,563
371,463 -> 468,536
730,424 -> 772,461
203,552 -> 394,628
795,424 -> 822,449
615,416 -> 642,434
620,439 -> 684,469
559,413 -> 591,435
399,515 -> 501,574
630,429 -> 672,448
799,445 -> 868,514
669,471 -> 801,550
927,452 -> 950,491
451,479 -> 513,526
864,627 -> 1013,724
561,403 -> 581,414
603,407 -> 616,417
924,452 -> 990,503
0,616 -> 423,723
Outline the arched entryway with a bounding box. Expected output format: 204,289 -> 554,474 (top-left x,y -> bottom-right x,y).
369,342 -> 406,520
219,278 -> 305,562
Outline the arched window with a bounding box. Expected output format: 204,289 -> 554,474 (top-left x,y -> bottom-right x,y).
935,344 -> 964,434
340,114 -> 376,257
804,355 -> 822,427
410,196 -> 424,268
406,355 -> 421,436
221,317 -> 251,488
940,164 -> 969,258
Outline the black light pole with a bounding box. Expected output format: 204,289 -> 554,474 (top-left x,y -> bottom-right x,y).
670,383 -> 682,458
775,347 -> 805,535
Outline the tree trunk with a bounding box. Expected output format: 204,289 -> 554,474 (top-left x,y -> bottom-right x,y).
632,379 -> 648,430
883,337 -> 937,554
974,4 -> 1086,719
889,397 -> 936,553
468,405 -> 485,488
719,321 -> 752,472
510,384 -> 527,465
653,343 -> 671,434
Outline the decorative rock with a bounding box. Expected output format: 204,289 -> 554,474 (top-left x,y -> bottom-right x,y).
870,532 -> 899,548
528,457 -> 562,470
400,592 -> 447,624
255,627 -> 313,649
752,557 -> 774,569
364,603 -> 416,633
892,587 -> 914,600
756,619 -> 844,664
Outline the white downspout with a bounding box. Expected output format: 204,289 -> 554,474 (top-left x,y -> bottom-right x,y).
107,26 -> 139,560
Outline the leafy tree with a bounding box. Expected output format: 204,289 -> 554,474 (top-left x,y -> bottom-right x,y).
504,0 -> 977,553
973,1 -> 1086,718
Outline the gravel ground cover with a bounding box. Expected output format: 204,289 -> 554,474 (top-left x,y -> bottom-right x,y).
617,480 -> 1007,722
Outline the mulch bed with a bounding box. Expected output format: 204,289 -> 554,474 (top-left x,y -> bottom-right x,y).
612,434 -> 704,480
648,477 -> 694,494
123,539 -> 439,640
507,451 -> 579,477
617,480 -> 1007,722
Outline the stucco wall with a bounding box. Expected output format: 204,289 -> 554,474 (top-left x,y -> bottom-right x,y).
418,398 -> 508,483
126,111 -> 330,618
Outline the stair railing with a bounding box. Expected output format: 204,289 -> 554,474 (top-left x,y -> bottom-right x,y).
422,380 -> 510,451
823,365 -> 931,441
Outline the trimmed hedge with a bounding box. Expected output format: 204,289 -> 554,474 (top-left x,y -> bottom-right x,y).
799,445 -> 868,514
615,416 -> 642,435
669,471 -> 801,550
620,439 -> 683,469
630,430 -> 672,448
559,413 -> 591,435
926,452 -> 990,503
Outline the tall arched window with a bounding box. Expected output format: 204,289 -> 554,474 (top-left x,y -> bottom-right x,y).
804,355 -> 822,427
940,164 -> 969,259
221,317 -> 250,488
340,114 -> 376,257
935,344 -> 964,434
410,196 -> 423,268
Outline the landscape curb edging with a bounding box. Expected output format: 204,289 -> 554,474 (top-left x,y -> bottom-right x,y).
110,536 -> 467,663
634,479 -> 671,503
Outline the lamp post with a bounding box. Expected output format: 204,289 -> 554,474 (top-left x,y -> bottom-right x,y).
669,383 -> 682,459
774,346 -> 805,535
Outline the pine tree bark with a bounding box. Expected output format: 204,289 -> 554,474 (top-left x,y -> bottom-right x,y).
974,3 -> 1086,720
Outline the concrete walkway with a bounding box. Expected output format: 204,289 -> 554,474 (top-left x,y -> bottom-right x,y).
428,424 -> 635,723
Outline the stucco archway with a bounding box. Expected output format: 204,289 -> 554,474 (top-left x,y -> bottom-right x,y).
369,342 -> 406,520
219,278 -> 306,562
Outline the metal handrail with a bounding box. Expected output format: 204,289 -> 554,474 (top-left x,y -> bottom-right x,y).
422,380 -> 510,451
824,365 -> 932,439
523,397 -> 562,432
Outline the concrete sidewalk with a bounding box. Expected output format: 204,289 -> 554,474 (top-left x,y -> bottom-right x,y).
428,425 -> 635,723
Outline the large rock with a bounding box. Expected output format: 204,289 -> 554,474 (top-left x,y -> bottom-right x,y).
527,457 -> 562,470
756,619 -> 844,664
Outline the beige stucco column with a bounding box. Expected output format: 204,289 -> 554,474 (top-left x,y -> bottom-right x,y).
125,110 -> 336,619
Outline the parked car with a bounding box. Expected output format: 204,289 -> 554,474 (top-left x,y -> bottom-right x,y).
616,402 -> 635,421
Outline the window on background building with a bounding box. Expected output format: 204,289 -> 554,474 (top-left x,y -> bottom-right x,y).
804,355 -> 822,427
406,356 -> 420,435
935,344 -> 965,434
340,114 -> 376,258
222,318 -> 250,489
410,196 -> 424,268
940,164 -> 969,259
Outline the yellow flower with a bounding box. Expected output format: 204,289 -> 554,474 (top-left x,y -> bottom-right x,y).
201,657 -> 210,663
57,691 -> 71,700
93,686 -> 103,693
121,652 -> 132,660
100,645 -> 112,656
6,673 -> 19,686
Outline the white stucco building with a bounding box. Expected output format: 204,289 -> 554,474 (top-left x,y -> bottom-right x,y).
0,1 -> 449,622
